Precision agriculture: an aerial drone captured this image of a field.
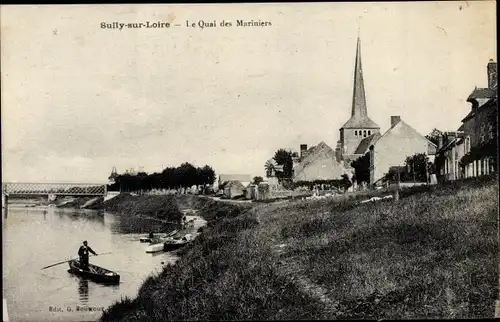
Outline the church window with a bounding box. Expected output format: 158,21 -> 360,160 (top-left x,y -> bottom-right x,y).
368,130 -> 371,135
355,130 -> 358,136
363,130 -> 367,137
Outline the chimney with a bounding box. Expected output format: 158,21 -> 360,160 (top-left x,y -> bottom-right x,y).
487,59 -> 497,89
391,116 -> 401,128
300,144 -> 307,158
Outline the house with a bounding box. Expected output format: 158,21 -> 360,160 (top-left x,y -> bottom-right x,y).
222,180 -> 246,199
293,142 -> 347,182
218,174 -> 251,189
245,183 -> 259,200
435,131 -> 466,181
369,116 -> 437,185
458,59 -> 497,178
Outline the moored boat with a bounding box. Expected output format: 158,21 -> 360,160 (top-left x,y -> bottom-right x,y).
140,230 -> 178,243
67,260 -> 120,285
145,242 -> 166,253
163,234 -> 193,251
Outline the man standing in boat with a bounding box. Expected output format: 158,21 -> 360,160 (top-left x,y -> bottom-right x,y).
78,241 -> 97,271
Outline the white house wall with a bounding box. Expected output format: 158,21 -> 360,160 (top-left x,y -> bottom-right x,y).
372,121 -> 433,183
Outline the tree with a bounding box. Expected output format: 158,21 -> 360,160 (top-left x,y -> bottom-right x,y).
273,149 -> 294,180
177,162 -> 198,187
264,160 -> 275,177
253,176 -> 264,185
162,167 -> 177,189
405,153 -> 430,182
108,162 -> 217,192
200,165 -> 216,186
426,128 -> 443,146
340,173 -> 352,191
351,152 -> 370,184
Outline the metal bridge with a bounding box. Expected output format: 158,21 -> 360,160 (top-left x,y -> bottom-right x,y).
2,182 -> 108,197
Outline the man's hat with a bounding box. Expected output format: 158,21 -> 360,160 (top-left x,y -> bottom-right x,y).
83,240 -> 88,243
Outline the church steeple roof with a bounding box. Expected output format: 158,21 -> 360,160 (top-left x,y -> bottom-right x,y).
341,36 -> 380,129
108,166 -> 118,180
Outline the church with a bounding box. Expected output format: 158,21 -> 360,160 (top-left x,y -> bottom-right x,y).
293,36 -> 379,182
293,36 -> 435,185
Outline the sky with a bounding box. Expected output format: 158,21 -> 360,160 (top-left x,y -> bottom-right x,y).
1,2 -> 497,183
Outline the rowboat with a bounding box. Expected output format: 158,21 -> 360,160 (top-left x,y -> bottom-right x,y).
163,234 -> 193,251
145,242 -> 166,253
182,219 -> 195,228
67,260 -> 120,284
140,230 -> 178,243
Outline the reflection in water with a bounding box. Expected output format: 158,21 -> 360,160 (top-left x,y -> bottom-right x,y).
78,278 -> 89,304
59,210 -> 106,226
3,207 -> 200,321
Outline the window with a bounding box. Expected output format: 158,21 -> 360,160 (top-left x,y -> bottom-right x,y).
465,136 -> 471,153
368,130 -> 371,135
363,130 -> 367,137
354,130 -> 358,136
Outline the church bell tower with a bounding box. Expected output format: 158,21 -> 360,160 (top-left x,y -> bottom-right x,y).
339,36 -> 380,162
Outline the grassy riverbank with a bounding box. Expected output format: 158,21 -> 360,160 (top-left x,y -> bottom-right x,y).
103,194 -> 183,221
101,175 -> 498,320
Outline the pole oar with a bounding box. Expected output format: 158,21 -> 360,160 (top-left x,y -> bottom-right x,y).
41,252 -> 112,270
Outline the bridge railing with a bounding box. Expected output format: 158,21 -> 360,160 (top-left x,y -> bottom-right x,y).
2,182 -> 108,196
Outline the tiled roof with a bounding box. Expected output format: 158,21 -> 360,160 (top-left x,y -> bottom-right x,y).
467,88 -> 496,101
354,133 -> 381,154
462,94 -> 497,122
219,174 -> 251,183
293,141 -> 346,180
222,180 -> 246,190
341,116 -> 380,129
461,110 -> 474,122
377,119 -> 437,155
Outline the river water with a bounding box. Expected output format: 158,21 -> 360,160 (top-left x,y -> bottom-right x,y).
2,204 -> 206,322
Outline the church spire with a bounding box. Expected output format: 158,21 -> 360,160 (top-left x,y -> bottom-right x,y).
340,35 -> 379,130
351,36 -> 367,118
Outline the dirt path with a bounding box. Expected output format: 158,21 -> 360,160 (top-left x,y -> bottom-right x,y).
276,254 -> 339,315
254,204 -> 339,317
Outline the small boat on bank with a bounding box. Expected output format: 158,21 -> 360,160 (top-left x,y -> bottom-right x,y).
163,234 -> 193,251
145,242 -> 166,253
182,219 -> 195,228
140,230 -> 178,243
67,260 -> 120,285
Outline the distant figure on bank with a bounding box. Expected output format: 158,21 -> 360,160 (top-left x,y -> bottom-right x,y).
149,232 -> 154,239
78,240 -> 97,271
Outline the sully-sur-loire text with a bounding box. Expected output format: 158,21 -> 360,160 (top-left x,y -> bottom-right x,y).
101,21 -> 171,30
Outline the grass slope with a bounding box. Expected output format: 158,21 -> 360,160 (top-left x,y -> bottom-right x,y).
101,175 -> 498,320
102,193 -> 183,222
